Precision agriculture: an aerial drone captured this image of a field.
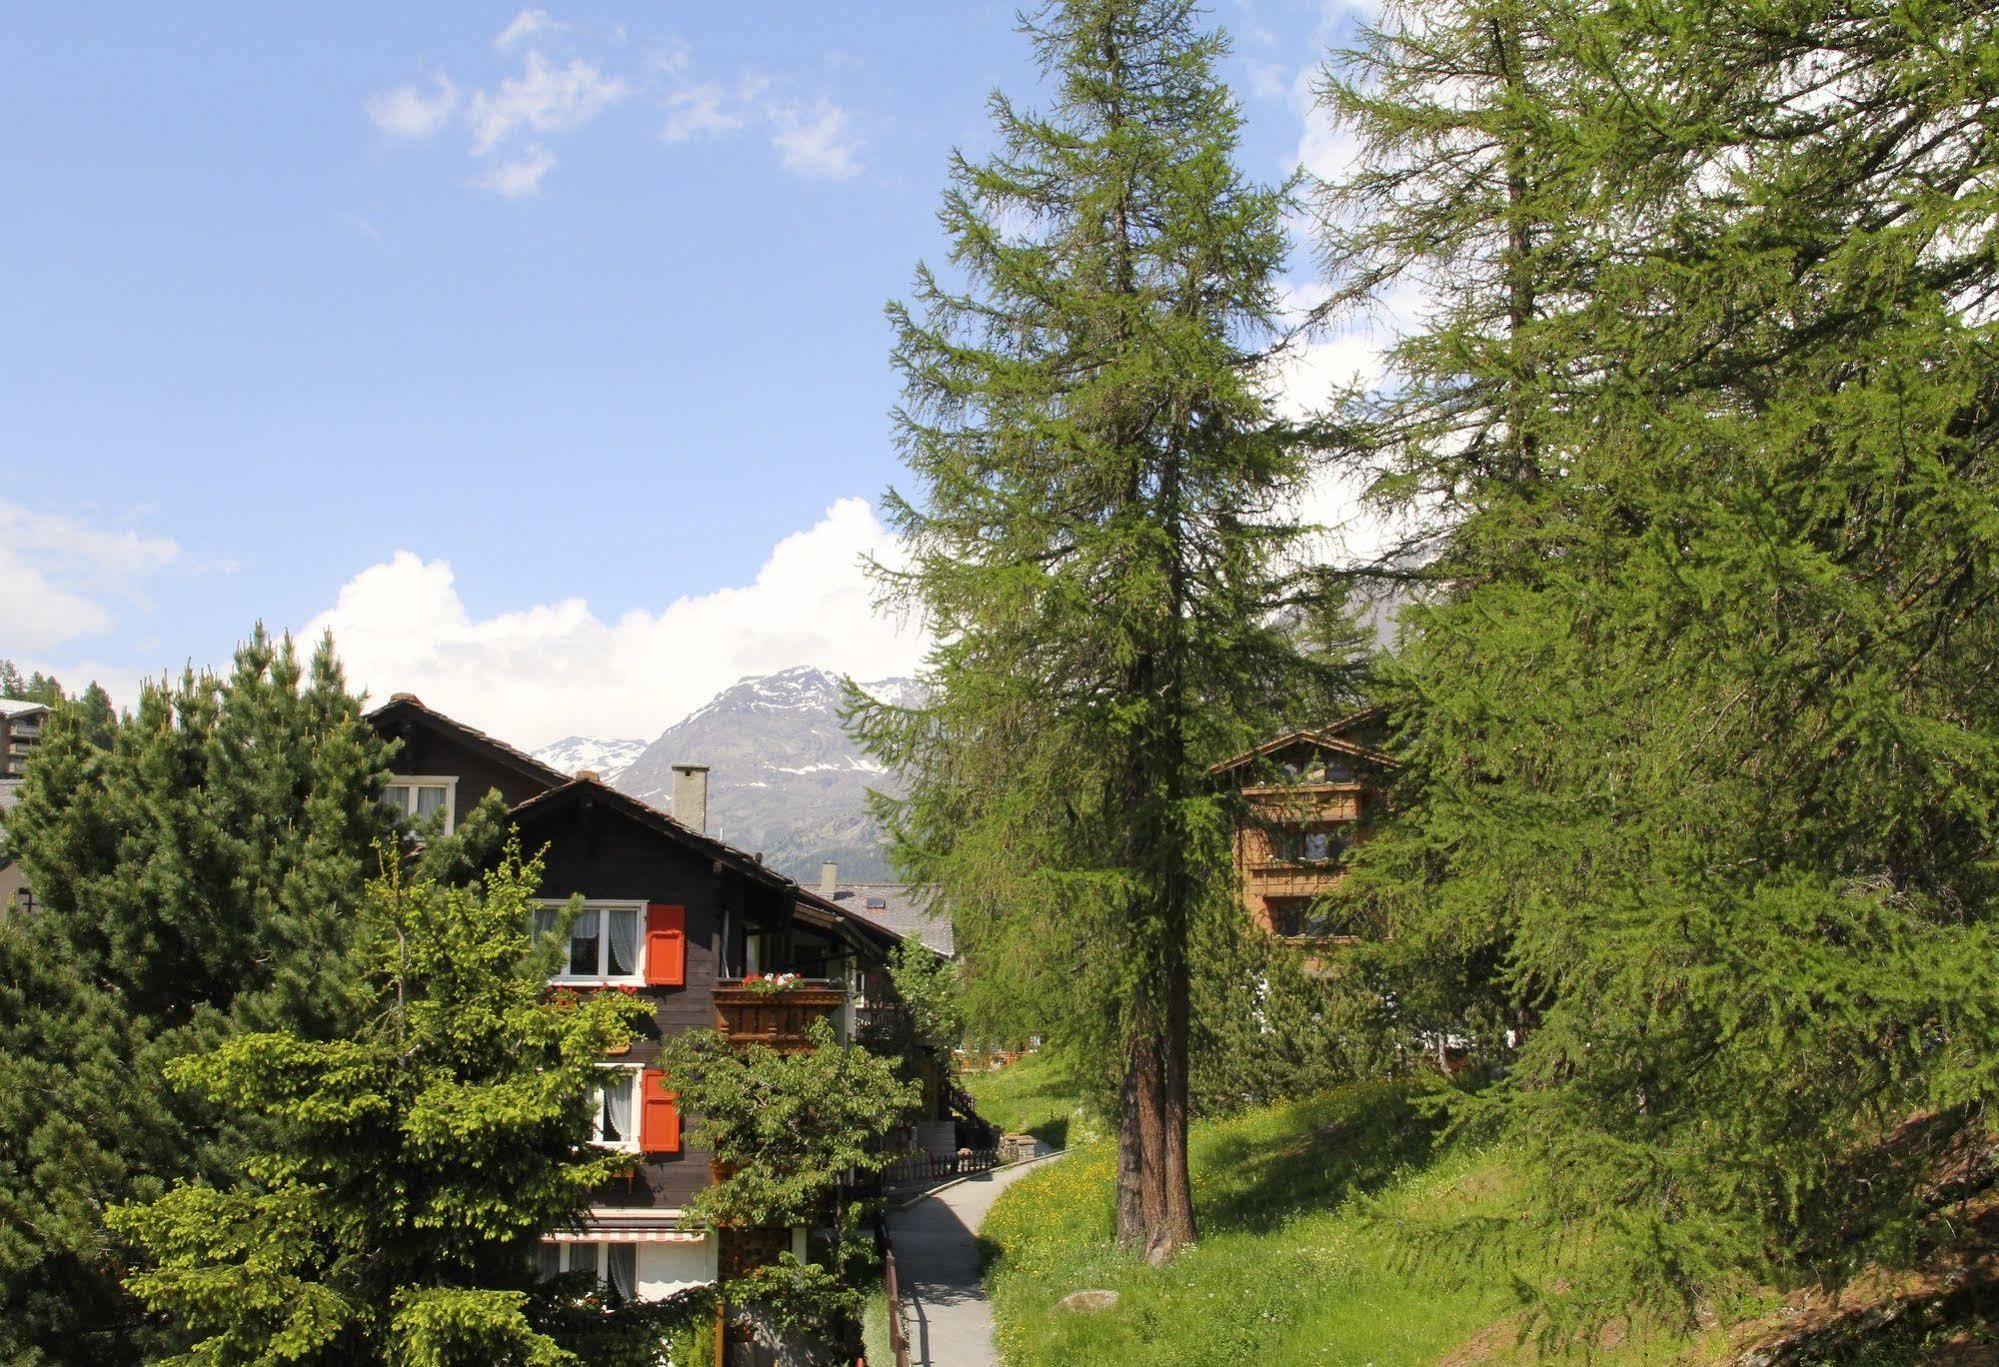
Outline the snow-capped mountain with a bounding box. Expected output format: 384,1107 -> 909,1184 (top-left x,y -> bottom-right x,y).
533,736 -> 648,785
553,667 -> 921,882
857,676 -> 927,711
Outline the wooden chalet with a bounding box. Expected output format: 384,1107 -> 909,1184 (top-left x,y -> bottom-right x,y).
367,694 -> 909,1308
1210,707 -> 1397,945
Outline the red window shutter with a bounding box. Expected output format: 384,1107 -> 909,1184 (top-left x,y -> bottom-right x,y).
645,904 -> 685,986
641,1069 -> 681,1155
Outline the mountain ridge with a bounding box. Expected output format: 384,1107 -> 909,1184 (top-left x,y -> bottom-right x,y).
533,666 -> 916,882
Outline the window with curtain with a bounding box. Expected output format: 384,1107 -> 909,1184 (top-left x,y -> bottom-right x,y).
533,1242 -> 639,1299
537,900 -> 647,982
604,907 -> 638,977
605,1244 -> 637,1301
592,1067 -> 638,1149
568,910 -> 600,977
381,777 -> 456,833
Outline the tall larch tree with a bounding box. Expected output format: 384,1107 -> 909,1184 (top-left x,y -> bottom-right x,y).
852,0 -> 1350,1259
1318,0 -> 1999,1332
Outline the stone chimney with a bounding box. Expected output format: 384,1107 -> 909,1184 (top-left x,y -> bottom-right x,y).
819,861 -> 839,897
671,763 -> 709,834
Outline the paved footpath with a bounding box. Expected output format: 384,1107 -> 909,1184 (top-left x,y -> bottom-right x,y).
887,1155 -> 1064,1367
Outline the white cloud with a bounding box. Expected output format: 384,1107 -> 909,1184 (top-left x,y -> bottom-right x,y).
650,37 -> 695,77
365,74 -> 460,140
768,99 -> 863,180
475,147 -> 557,198
0,502 -> 183,654
468,51 -> 629,155
660,81 -> 745,143
366,25 -> 864,195
494,8 -> 562,50
304,498 -> 924,749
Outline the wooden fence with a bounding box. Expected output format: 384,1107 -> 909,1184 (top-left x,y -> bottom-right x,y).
878,1146 -> 1000,1189
877,1220 -> 911,1367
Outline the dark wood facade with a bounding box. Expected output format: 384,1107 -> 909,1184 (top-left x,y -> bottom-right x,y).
368,695 -> 904,1283
370,694 -> 569,813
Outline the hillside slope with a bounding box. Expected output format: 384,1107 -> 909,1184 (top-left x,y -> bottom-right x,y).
979,1080 -> 1997,1364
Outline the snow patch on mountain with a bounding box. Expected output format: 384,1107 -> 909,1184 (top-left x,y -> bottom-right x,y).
533,736 -> 648,784
859,676 -> 928,710
609,666 -> 918,881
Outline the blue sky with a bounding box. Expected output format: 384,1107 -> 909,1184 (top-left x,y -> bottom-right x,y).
0,2 -> 1367,746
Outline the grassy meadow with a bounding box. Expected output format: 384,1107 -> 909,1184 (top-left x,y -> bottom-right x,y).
962,1052 -> 1105,1150
979,1082 -> 1744,1366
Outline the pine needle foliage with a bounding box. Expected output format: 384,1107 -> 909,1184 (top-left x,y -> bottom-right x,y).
0,628 -> 504,1362
108,849 -> 680,1367
1315,0 -> 1999,1333
851,0 -> 1358,1257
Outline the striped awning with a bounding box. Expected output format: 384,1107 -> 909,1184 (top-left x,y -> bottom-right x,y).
549,1225 -> 709,1244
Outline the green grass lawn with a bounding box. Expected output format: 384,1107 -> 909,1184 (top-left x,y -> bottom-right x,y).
962,1052 -> 1105,1150
980,1081 -> 1736,1365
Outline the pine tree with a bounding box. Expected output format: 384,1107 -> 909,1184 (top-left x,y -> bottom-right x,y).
1317,0 -> 1999,1329
853,0 -> 1354,1259
0,925 -> 182,1362
0,660 -> 65,706
0,627 -> 493,1361
109,849 -> 684,1366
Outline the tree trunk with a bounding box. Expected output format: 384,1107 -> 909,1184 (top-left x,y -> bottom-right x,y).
1114,1032 -> 1149,1249
1155,953 -> 1196,1258
1115,1018 -> 1170,1251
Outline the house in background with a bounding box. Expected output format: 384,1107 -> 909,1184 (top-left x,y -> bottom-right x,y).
0,776 -> 27,913
813,865 -> 981,1158
1211,708 -> 1396,945
366,694 -> 912,1309
0,699 -> 48,780
816,865 -> 954,957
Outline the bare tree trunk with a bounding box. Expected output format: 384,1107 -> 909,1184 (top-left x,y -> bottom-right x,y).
1156,955 -> 1196,1258
1116,1016 -> 1171,1251
1135,1022 -> 1170,1253
1114,1034 -> 1148,1250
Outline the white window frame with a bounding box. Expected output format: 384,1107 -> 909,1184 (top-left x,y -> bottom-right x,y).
589,1063 -> 643,1153
383,775 -> 458,835
536,898 -> 647,986
536,1240 -> 639,1297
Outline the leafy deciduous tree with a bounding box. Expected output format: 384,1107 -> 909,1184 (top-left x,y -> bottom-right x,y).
109,849 -> 685,1366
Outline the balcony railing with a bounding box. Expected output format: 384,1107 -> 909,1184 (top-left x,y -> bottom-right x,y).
713,979 -> 847,1052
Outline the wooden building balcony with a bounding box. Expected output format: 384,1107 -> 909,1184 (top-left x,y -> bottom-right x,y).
713,979 -> 848,1052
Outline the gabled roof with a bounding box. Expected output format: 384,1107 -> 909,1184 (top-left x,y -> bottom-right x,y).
369,695 -> 905,960
364,694 -> 570,793
795,887 -> 905,955
506,776 -> 904,957
827,882 -> 953,956
0,698 -> 49,720
1208,706 -> 1396,777
509,775 -> 791,892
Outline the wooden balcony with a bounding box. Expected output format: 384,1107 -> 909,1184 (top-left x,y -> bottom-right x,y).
713,979 -> 847,1052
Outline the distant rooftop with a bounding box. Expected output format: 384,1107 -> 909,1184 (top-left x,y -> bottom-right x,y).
828,881 -> 953,956
0,698 -> 50,719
